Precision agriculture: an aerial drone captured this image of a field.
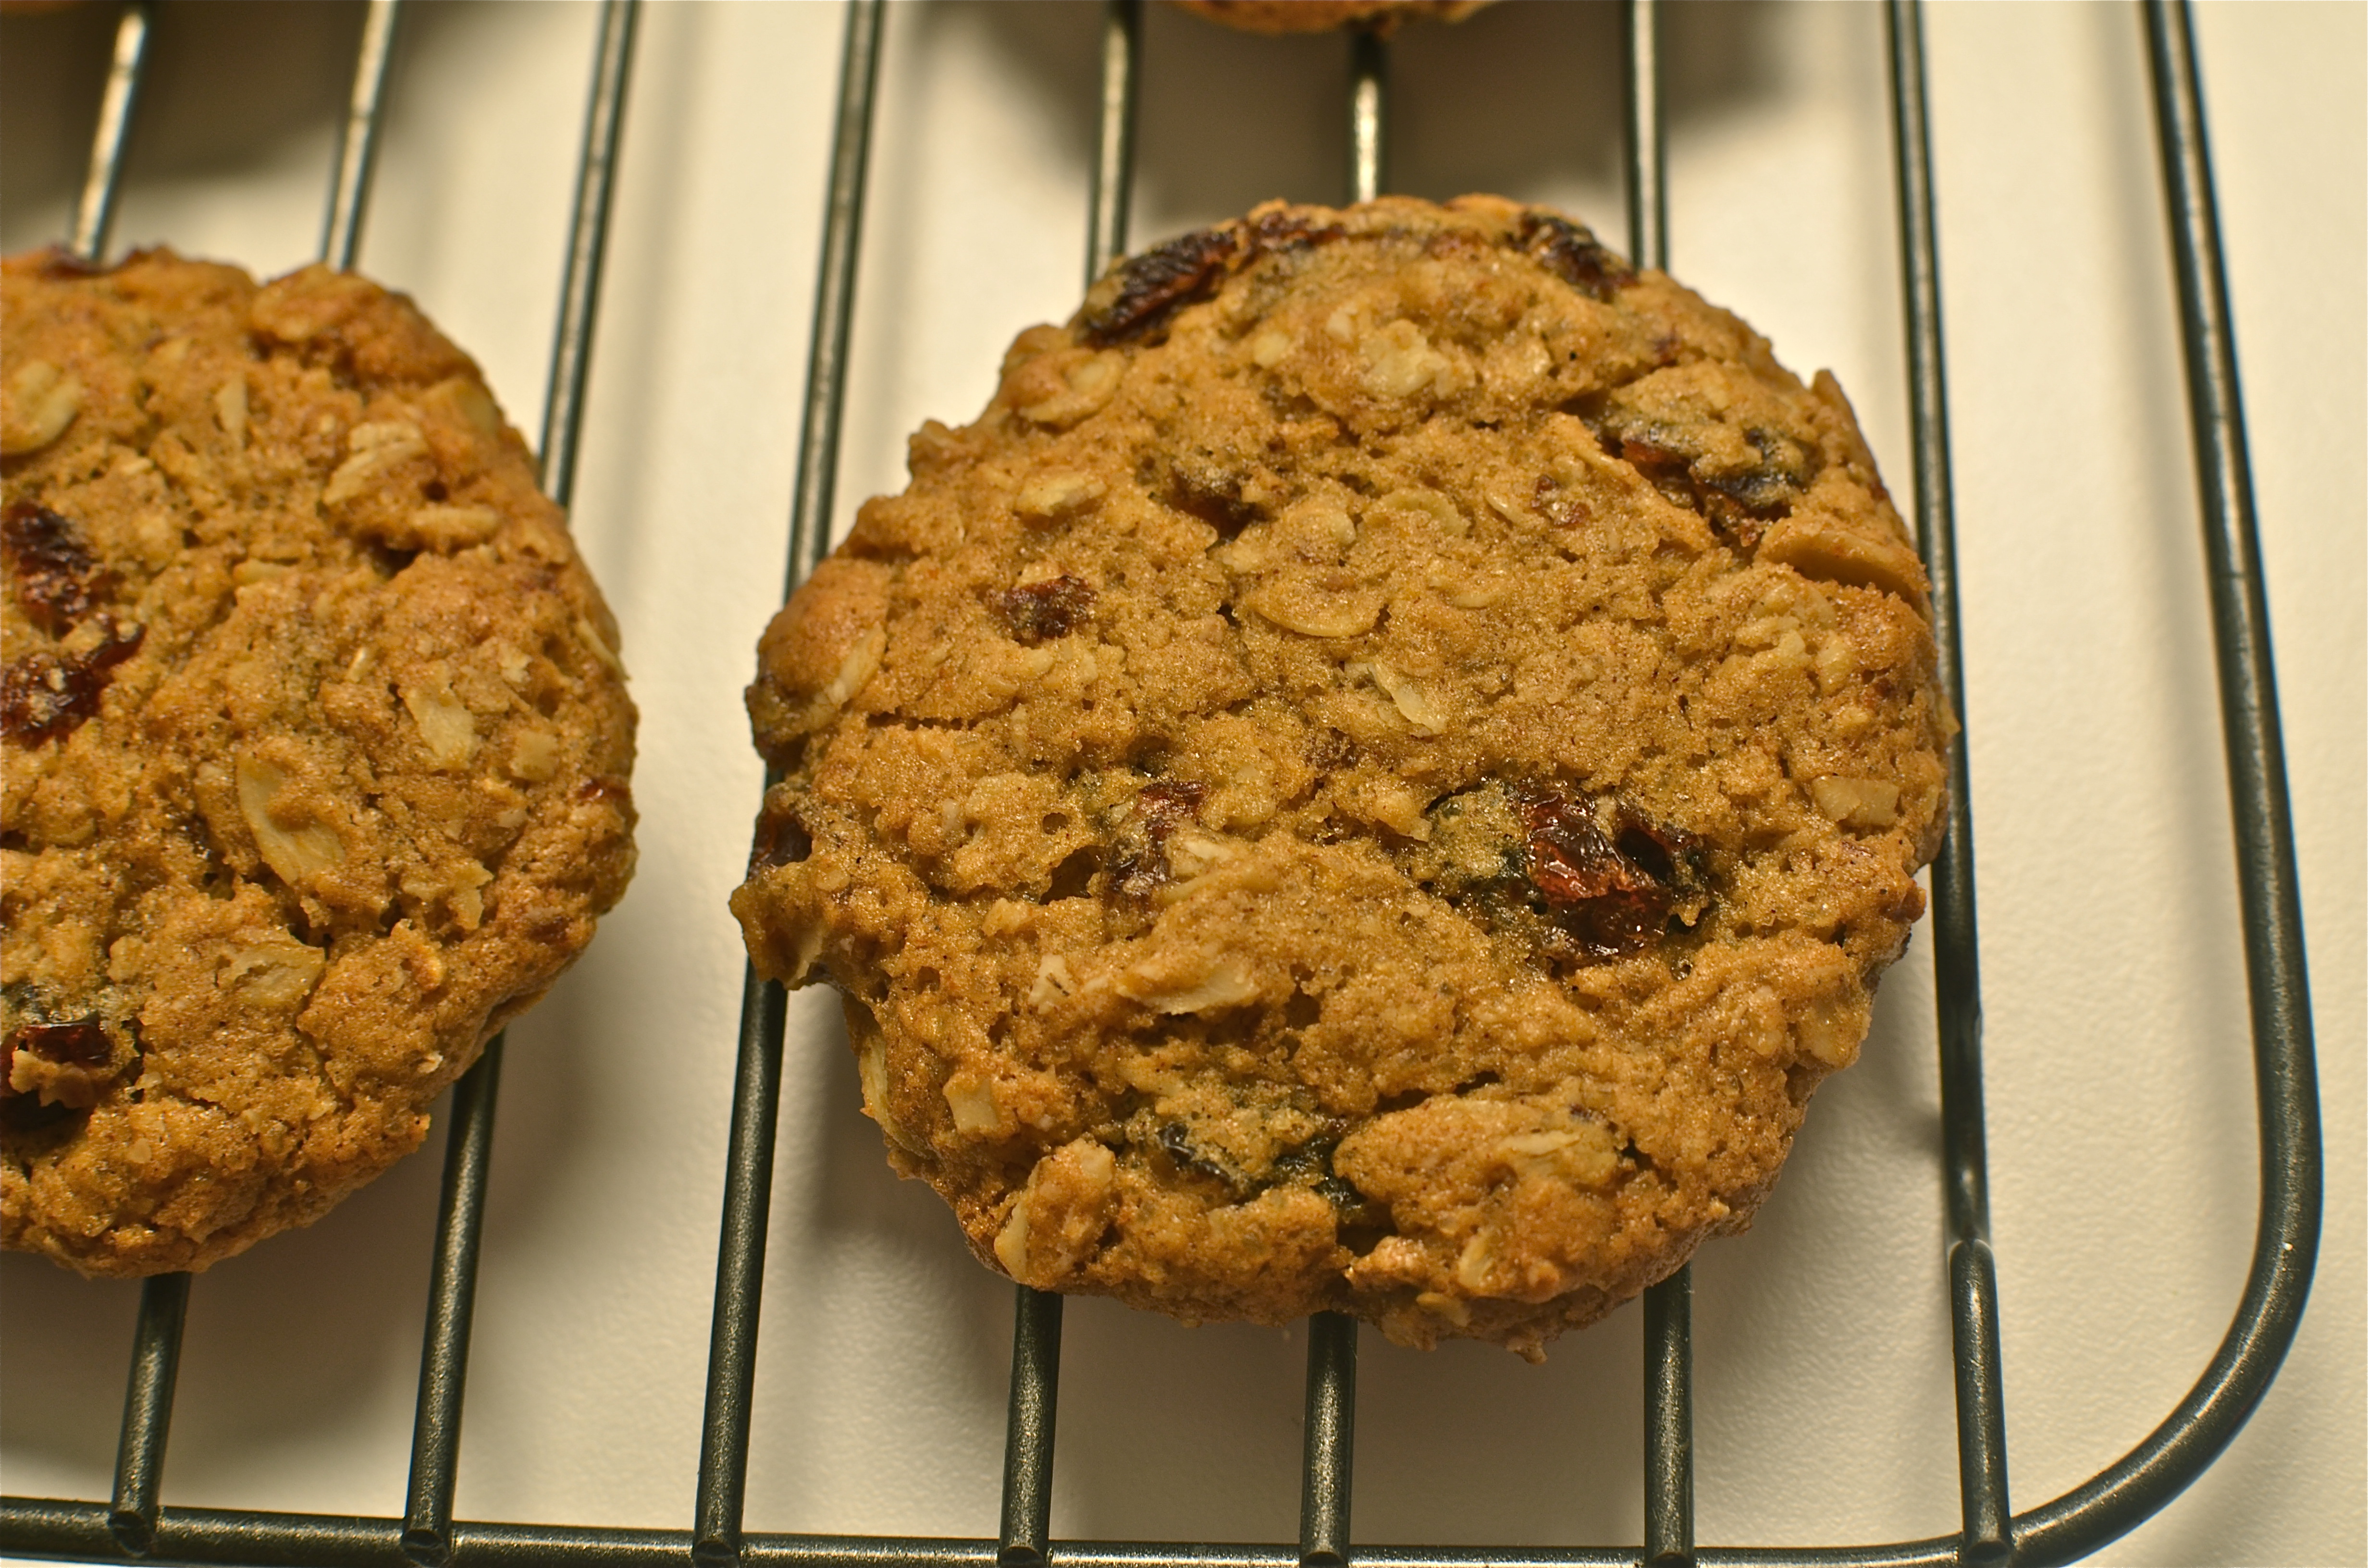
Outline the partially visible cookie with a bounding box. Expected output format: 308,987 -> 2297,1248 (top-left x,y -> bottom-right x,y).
733,197 -> 1948,1358
1,249 -> 637,1276
1174,1 -> 1490,36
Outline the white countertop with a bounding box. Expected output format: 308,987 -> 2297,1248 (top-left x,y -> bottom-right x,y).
2,2 -> 2359,1560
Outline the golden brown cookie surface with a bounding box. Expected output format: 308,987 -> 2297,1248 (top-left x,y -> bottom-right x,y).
733,198 -> 1947,1357
2,249 -> 637,1276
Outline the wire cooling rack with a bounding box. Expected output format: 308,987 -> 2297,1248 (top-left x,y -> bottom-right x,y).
0,1 -> 2335,1564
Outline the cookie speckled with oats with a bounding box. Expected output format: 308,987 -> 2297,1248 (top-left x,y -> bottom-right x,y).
732,197 -> 1948,1358
2,249 -> 636,1277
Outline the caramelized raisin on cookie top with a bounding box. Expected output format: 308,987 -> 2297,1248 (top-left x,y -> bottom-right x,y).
734,197 -> 1949,1358
2,248 -> 637,1278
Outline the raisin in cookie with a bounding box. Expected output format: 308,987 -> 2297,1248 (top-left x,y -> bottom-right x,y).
2,249 -> 636,1276
732,197 -> 1947,1358
1174,0 -> 1489,34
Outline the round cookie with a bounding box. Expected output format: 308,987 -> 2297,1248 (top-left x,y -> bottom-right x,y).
2,248 -> 637,1276
732,197 -> 1949,1358
1174,0 -> 1490,35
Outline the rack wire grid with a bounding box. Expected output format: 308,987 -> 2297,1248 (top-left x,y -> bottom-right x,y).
0,1 -> 2356,1564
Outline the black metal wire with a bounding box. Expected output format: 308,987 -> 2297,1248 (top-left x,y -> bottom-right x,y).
1640,1270 -> 1691,1568
1621,0 -> 1666,277
320,0 -> 402,270
105,1273 -> 189,1558
1347,29 -> 1387,205
996,10 -> 1143,1554
1882,5 -> 2010,1564
694,5 -> 883,1564
400,11 -> 638,1560
1085,0 -> 1143,284
693,962 -> 787,1568
997,1289 -> 1065,1568
2001,6 -> 2326,1554
69,0 -> 149,263
780,0 -> 888,592
0,5 -> 2331,1566
1622,10 -> 1694,1560
538,0 -> 642,509
1296,1315 -> 1358,1568
401,1038 -> 506,1568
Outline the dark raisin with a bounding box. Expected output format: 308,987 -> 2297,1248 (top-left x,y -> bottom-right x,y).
1138,781 -> 1207,831
1316,1175 -> 1391,1241
1517,212 -> 1636,302
1159,460 -> 1261,539
33,246 -> 106,280
10,1019 -> 111,1067
2,502 -> 105,634
750,799 -> 812,870
1306,730 -> 1359,772
1079,225 -> 1242,345
1714,427 -> 1819,511
0,619 -> 145,747
994,575 -> 1096,645
1515,789 -> 1676,961
1315,1176 -> 1364,1212
1245,209 -> 1345,256
1158,1121 -> 1254,1193
1617,434 -> 1696,498
1108,780 -> 1209,902
1271,1133 -> 1339,1183
1612,826 -> 1677,886
1159,1121 -> 1205,1169
1597,419 -> 1822,549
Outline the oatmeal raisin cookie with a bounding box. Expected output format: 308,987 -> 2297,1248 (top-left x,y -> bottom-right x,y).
1,249 -> 637,1276
733,197 -> 1947,1357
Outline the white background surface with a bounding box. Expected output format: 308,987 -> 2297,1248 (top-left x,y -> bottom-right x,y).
1,1 -> 2360,1560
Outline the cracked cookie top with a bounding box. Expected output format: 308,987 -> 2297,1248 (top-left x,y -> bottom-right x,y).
732,197 -> 1949,1357
1,249 -> 637,1276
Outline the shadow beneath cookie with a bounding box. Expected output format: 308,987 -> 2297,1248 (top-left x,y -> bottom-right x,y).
469,997 -> 602,1259
0,1251 -> 143,1501
0,1100 -> 444,1516
2,1101 -> 445,1511
732,992 -> 1013,1536
1680,951 -> 1962,1544
770,1001 -> 1657,1545
1051,1298 -> 1304,1542
160,1127 -> 441,1512
1356,1309 -> 1646,1545
811,1002 -> 1007,1255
